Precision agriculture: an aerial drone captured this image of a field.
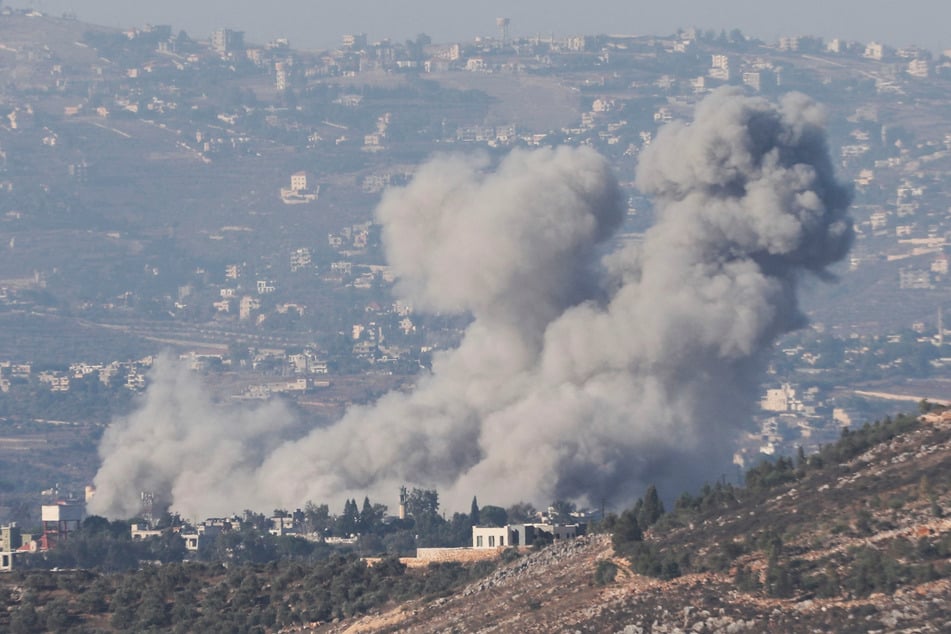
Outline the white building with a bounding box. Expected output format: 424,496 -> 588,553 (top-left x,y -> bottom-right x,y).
342,33 -> 368,50
281,172 -> 318,204
182,524 -> 222,551
864,42 -> 885,60
290,171 -> 309,192
472,523 -> 581,549
709,54 -> 731,81
211,29 -> 244,55
130,523 -> 164,541
908,59 -> 930,79
473,525 -> 509,548
256,280 -> 276,294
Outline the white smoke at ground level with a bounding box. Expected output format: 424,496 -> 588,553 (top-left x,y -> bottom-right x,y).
88,355 -> 300,519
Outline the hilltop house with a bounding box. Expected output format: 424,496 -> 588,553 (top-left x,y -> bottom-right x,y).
472,522 -> 583,549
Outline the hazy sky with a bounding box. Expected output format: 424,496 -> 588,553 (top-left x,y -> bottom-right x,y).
10,1 -> 951,52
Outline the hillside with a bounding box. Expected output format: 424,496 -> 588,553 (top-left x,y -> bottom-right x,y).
332,412 -> 951,633
3,412 -> 951,631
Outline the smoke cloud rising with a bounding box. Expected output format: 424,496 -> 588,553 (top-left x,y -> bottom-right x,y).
89,88 -> 852,519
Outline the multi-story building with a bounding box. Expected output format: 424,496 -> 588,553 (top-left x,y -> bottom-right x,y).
211,29 -> 244,55
290,171 -> 308,192
1,524 -> 23,571
864,42 -> 885,60
908,59 -> 930,78
342,33 -> 367,50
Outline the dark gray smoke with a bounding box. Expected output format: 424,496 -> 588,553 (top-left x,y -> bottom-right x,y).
89,88 -> 852,519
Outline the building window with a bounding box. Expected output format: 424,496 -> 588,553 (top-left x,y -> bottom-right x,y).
500,536 -> 504,546
489,536 -> 495,547
476,536 -> 483,547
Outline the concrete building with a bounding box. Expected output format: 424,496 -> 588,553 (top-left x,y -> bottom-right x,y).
466,57 -> 486,72
908,59 -> 930,79
211,29 -> 245,55
275,61 -> 288,91
342,33 -> 368,50
182,524 -> 222,552
40,502 -> 83,550
269,510 -> 304,536
778,36 -> 801,52
473,525 -> 509,548
472,523 -> 582,549
290,171 -> 309,192
281,171 -> 318,204
256,280 -> 276,294
270,516 -> 297,536
130,523 -> 164,541
709,54 -> 731,81
864,42 -> 885,60
1,524 -> 23,552
1,524 -> 23,568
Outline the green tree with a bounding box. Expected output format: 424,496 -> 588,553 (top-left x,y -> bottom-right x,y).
335,499 -> 360,536
359,496 -> 375,532
480,505 -> 508,527
136,593 -> 171,629
594,559 -> 618,585
304,501 -> 331,535
10,600 -> 41,634
77,580 -> 110,613
765,554 -> 793,598
637,484 -> 665,528
470,496 -> 480,526
816,566 -> 841,598
404,489 -> 447,546
611,509 -> 642,552
111,602 -> 136,629
405,488 -> 439,518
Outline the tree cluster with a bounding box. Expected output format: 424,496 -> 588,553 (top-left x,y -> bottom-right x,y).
2,550 -> 499,632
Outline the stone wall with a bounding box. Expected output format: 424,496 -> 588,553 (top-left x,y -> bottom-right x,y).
365,546 -> 532,568
415,547 -> 504,564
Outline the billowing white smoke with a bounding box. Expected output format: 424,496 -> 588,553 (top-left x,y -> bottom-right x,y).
89,88 -> 852,519
90,358 -> 301,518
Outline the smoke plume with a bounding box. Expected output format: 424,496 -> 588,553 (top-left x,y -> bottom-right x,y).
89,88 -> 852,519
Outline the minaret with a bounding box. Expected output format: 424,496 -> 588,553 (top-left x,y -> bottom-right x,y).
398,485 -> 407,520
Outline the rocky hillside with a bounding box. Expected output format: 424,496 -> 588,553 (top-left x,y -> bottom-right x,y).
330,412 -> 951,633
